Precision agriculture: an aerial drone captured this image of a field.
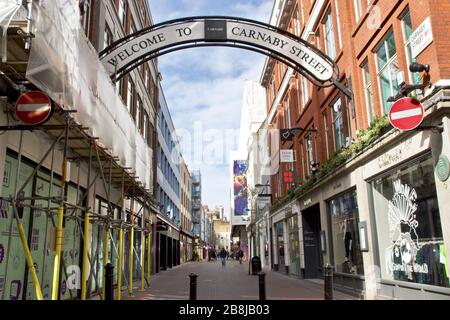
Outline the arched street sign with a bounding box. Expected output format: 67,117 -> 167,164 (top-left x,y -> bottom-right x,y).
100,16 -> 340,88
15,91 -> 53,126
388,97 -> 424,131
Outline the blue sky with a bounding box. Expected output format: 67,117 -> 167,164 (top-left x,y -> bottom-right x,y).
148,0 -> 273,218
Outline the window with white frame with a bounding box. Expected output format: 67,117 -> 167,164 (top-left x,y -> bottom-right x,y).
334,0 -> 342,49
293,8 -> 301,36
136,95 -> 142,130
305,133 -> 314,172
127,79 -> 135,114
301,76 -> 309,106
323,9 -> 336,60
332,98 -> 345,151
375,29 -> 399,114
401,8 -> 420,85
361,59 -> 376,123
118,0 -> 126,29
103,24 -> 113,51
300,0 -> 305,24
296,80 -> 302,115
354,0 -> 364,22
285,95 -> 292,129
323,112 -> 330,159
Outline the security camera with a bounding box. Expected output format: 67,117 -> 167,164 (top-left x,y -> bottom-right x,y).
409,62 -> 430,74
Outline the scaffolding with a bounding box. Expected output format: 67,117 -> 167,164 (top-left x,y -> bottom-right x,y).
0,1 -> 156,300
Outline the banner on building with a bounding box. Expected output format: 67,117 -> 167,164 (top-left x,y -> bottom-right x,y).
233,160 -> 248,216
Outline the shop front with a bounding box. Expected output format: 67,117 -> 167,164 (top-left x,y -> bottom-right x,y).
368,152 -> 450,298
327,189 -> 365,295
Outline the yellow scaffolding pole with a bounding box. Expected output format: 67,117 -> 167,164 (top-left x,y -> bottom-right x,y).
102,225 -> 109,299
11,200 -> 43,300
51,155 -> 67,300
129,226 -> 134,295
117,226 -> 123,300
128,197 -> 134,295
81,210 -> 90,300
147,230 -> 151,288
81,143 -> 92,300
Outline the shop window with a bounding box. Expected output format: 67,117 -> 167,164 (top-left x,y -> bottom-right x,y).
275,222 -> 285,266
375,29 -> 399,114
329,189 -> 364,275
371,155 -> 449,287
288,215 -> 301,277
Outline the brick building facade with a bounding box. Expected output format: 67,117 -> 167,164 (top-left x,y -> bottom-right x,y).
256,0 -> 450,299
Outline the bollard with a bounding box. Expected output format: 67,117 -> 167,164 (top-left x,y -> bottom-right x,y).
189,273 -> 198,300
258,272 -> 266,300
105,263 -> 114,301
324,263 -> 334,300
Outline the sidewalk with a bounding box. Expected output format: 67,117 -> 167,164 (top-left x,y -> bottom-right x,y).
120,260 -> 357,300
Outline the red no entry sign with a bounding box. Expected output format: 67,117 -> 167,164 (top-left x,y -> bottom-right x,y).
388,97 -> 424,131
15,91 -> 53,126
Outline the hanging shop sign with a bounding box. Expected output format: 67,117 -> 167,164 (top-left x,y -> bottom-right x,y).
435,155 -> 450,182
100,17 -> 337,86
280,129 -> 295,141
15,91 -> 53,126
280,149 -> 294,162
410,17 -> 433,58
388,97 -> 424,131
256,195 -> 271,210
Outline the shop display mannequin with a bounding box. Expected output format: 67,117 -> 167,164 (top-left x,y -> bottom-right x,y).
343,219 -> 355,273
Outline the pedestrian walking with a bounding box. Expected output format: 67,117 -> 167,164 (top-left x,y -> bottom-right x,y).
238,249 -> 244,264
219,247 -> 227,267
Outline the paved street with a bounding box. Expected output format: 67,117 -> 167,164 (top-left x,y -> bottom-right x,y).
122,260 -> 356,300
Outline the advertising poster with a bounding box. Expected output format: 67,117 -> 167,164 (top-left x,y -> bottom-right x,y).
233,160 -> 248,216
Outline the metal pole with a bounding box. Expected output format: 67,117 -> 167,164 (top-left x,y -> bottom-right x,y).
81,142 -> 92,300
51,121 -> 69,300
189,273 -> 198,300
117,226 -> 124,300
102,223 -> 109,299
147,228 -> 151,288
102,158 -> 112,299
128,188 -> 135,295
140,230 -> 145,292
258,272 -> 266,300
117,172 -> 125,300
104,263 -> 114,300
324,263 -> 334,300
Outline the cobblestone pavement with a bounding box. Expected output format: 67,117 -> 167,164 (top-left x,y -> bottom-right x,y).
120,259 -> 357,300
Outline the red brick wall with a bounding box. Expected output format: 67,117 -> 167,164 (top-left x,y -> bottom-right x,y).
264,0 -> 450,202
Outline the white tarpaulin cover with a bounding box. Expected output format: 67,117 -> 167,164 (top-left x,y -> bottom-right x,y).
0,0 -> 22,61
25,0 -> 152,190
